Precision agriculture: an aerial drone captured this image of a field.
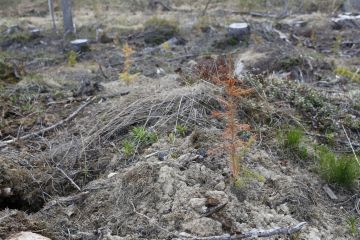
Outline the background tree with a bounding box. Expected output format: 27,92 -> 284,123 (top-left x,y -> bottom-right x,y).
61,0 -> 74,36
48,0 -> 57,33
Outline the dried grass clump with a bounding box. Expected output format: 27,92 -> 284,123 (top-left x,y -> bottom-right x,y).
84,84 -> 218,147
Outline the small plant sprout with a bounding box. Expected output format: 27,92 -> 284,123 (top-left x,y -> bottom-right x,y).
175,124 -> 187,137
131,126 -> 148,142
282,127 -> 308,160
122,126 -> 158,159
198,56 -> 253,178
131,126 -> 158,144
346,215 -> 359,237
67,50 -> 77,66
119,42 -> 138,85
122,139 -> 135,158
285,127 -> 303,149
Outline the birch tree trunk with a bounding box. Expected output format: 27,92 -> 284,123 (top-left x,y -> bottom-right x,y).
61,0 -> 74,36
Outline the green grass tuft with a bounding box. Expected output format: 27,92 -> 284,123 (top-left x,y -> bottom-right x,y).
284,127 -> 304,149
175,124 -> 187,137
316,145 -> 360,188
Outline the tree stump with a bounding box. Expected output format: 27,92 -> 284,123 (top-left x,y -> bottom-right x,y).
227,23 -> 250,42
70,39 -> 90,52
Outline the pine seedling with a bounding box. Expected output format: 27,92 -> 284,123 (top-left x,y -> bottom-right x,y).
198,56 -> 254,178
119,42 -> 138,84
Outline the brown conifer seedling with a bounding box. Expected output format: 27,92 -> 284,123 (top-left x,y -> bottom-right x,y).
197,56 -> 254,178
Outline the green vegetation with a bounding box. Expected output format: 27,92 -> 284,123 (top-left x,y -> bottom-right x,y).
0,60 -> 13,82
280,126 -> 359,188
143,17 -> 179,45
335,66 -> 360,82
316,145 -> 360,188
235,167 -> 265,188
121,126 -> 158,158
346,215 -> 359,237
131,126 -> 158,144
282,127 -> 308,160
284,127 -> 303,149
343,114 -> 360,130
122,139 -> 136,158
175,124 -> 187,137
67,50 -> 78,67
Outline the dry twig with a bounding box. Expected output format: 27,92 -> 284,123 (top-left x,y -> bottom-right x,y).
0,97 -> 95,148
341,124 -> 360,168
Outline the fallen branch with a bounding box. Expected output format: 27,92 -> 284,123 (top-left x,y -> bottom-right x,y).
46,91 -> 129,106
41,191 -> 89,211
179,222 -> 307,239
0,97 -> 95,148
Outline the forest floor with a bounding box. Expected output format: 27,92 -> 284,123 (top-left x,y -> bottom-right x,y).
1,1 -> 360,240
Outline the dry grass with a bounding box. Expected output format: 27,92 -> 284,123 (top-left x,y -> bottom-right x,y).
84,83 -> 218,148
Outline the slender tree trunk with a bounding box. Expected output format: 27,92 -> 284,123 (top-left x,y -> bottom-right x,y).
48,0 -> 57,33
61,0 -> 74,36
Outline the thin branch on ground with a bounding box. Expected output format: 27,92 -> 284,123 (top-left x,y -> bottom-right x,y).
55,166 -> 82,191
342,124 -> 360,168
0,97 -> 95,148
180,222 -> 307,239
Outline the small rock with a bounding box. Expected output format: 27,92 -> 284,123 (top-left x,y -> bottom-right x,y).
6,232 -> 51,240
96,29 -> 114,43
6,25 -> 22,35
214,181 -> 226,191
107,172 -> 118,178
182,218 -> 223,237
205,191 -> 228,206
0,187 -> 12,197
157,151 -> 168,161
74,79 -> 103,97
277,203 -> 290,215
197,148 -> 207,158
158,166 -> 176,197
189,198 -> 207,214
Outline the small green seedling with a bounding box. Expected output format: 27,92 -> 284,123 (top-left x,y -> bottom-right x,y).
346,215 -> 359,237
131,126 -> 148,142
122,139 -> 135,158
175,124 -> 187,137
131,126 -> 158,144
67,50 -> 77,66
